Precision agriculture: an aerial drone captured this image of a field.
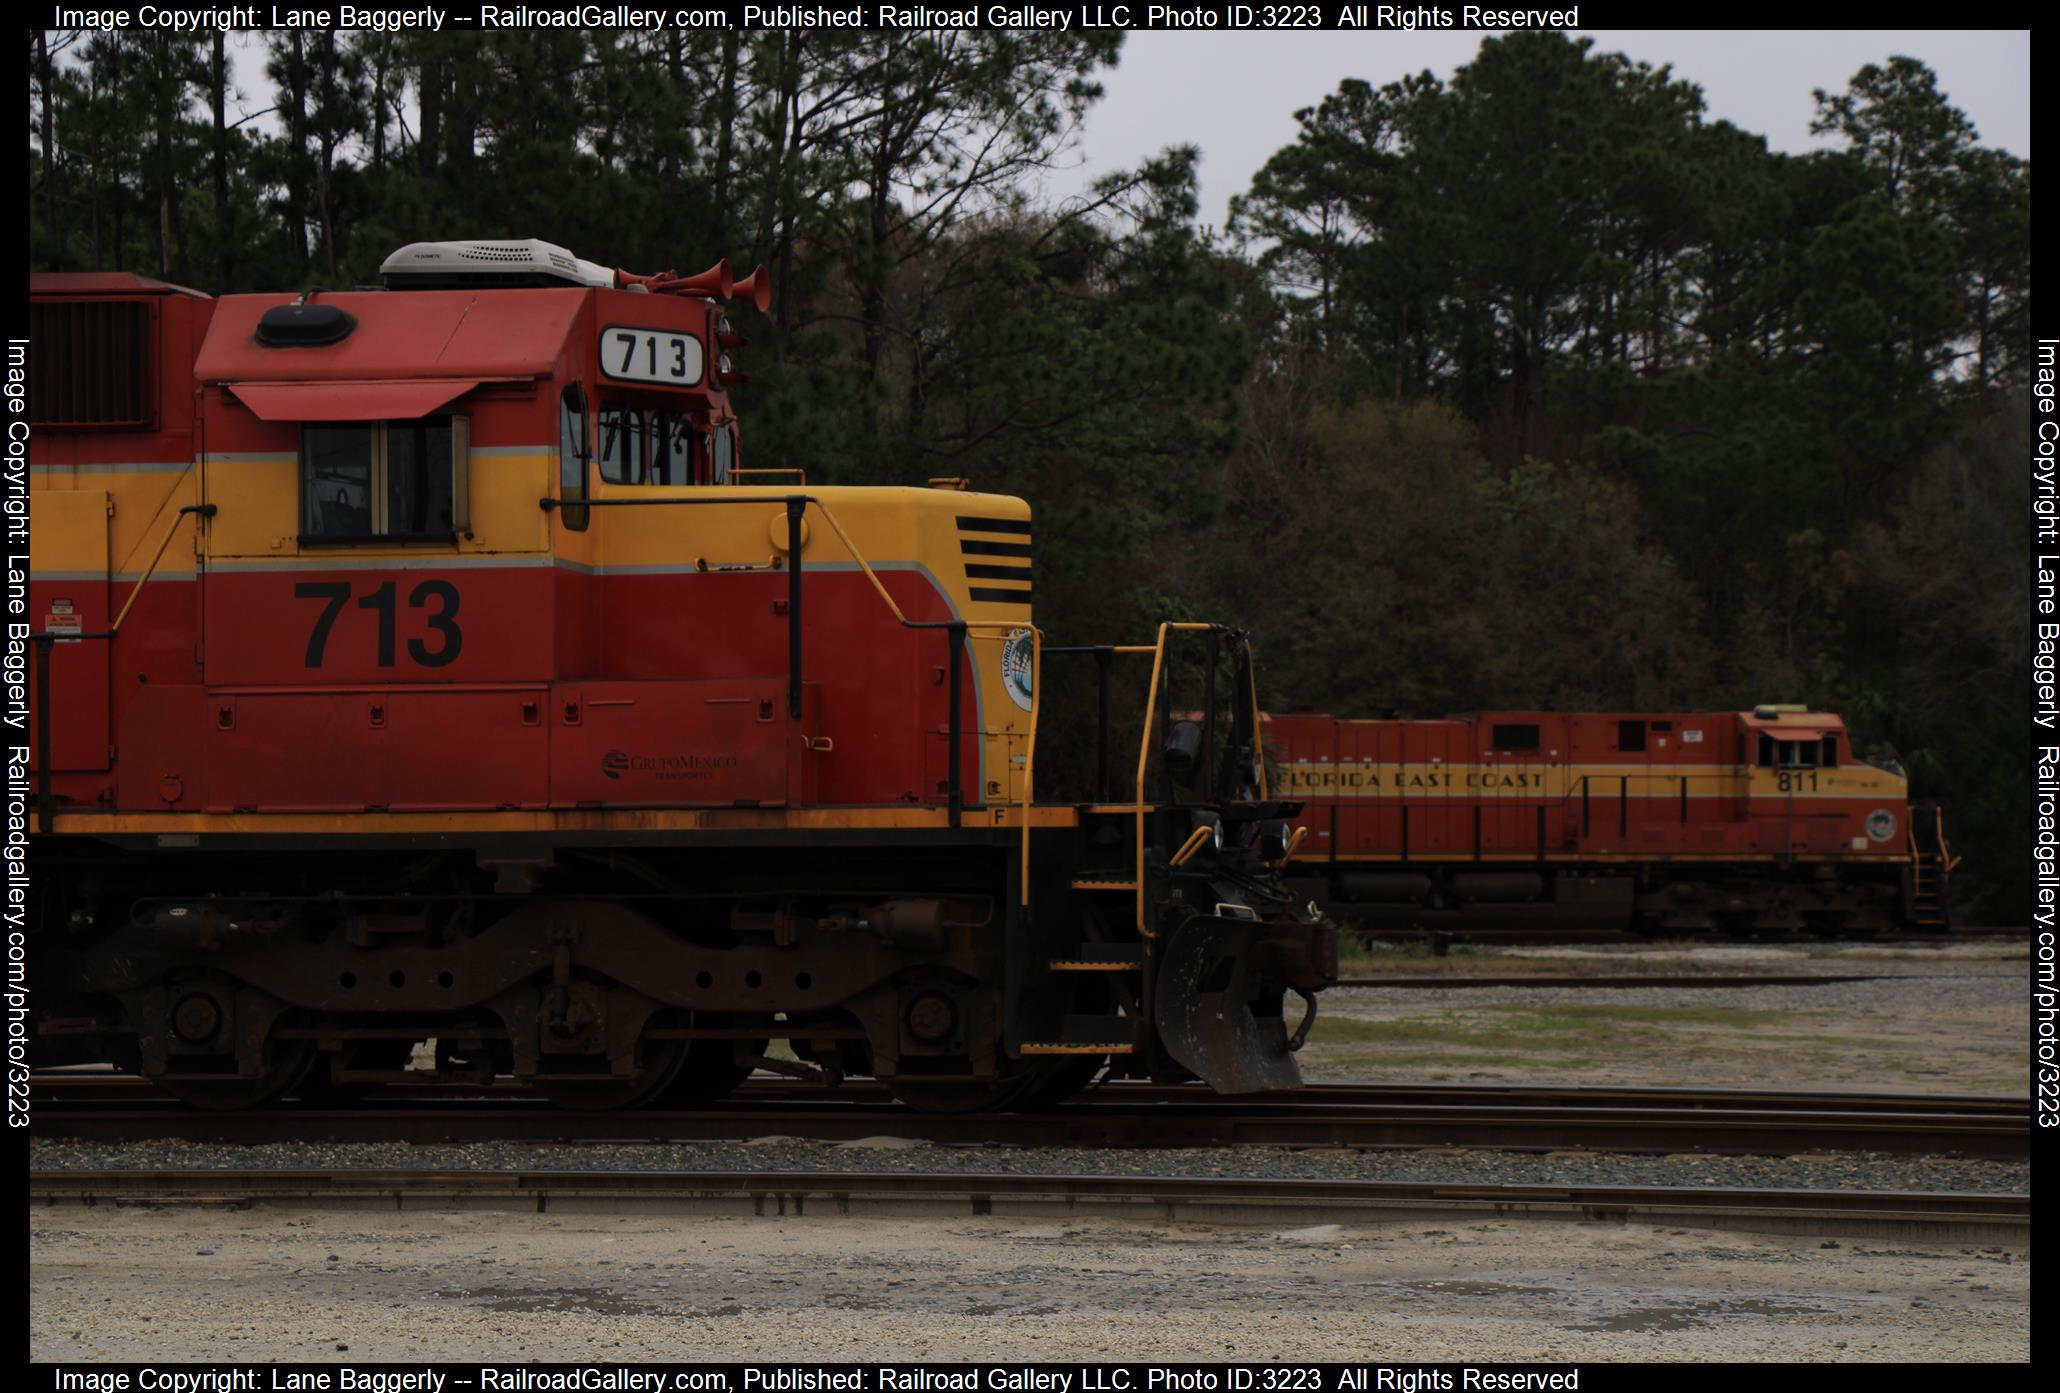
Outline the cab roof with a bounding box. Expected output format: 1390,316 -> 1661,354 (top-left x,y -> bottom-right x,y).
32,271 -> 210,298
194,287 -> 587,383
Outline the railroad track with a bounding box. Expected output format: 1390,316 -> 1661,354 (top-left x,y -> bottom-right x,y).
26,1167 -> 2030,1243
28,1076 -> 2029,1159
1353,927 -> 2023,946
1329,972 -> 1899,989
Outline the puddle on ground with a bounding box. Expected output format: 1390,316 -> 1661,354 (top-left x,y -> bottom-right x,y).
1576,1296 -> 1830,1333
442,1286 -> 678,1317
1399,1280 -> 1561,1299
1372,1268 -> 1914,1335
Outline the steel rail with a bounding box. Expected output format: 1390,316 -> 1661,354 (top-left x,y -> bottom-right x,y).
25,1168 -> 2029,1243
29,1087 -> 2029,1159
30,1072 -> 2032,1115
1329,973 -> 1900,989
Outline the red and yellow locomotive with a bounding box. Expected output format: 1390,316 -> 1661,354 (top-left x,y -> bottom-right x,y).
25,240 -> 1335,1109
1265,708 -> 1955,936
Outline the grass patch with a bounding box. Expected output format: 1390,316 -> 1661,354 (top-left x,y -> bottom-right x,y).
1506,1004 -> 1789,1027
1309,1002 -> 1788,1054
1338,937 -> 1489,965
1300,1048 -> 1530,1069
1314,1017 -> 1526,1047
1770,1032 -> 1929,1049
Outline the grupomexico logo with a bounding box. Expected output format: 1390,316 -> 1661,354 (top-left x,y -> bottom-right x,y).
600,749 -> 742,782
1001,628 -> 1035,712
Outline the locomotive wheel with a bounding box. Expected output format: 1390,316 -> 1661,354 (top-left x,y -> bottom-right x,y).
887,943 -> 1116,1112
153,1037 -> 318,1112
539,1039 -> 690,1112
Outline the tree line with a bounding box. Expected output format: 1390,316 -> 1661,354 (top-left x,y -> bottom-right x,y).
27,30 -> 2032,916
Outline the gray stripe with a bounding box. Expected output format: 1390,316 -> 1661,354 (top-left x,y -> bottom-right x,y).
209,553 -> 555,573
202,447 -> 556,463
45,448 -> 554,472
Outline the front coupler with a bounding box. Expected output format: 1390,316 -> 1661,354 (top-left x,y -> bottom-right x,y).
1150,910 -> 1337,1094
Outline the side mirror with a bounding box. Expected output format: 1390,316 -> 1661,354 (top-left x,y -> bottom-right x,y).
562,382 -> 590,461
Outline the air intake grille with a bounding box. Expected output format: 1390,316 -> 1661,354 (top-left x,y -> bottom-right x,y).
29,299 -> 151,427
459,244 -> 537,262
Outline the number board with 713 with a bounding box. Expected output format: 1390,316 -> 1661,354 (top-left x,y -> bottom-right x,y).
601,324 -> 706,387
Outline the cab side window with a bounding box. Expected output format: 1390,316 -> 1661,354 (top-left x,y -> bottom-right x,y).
559,384 -> 589,531
651,412 -> 696,485
597,404 -> 644,484
300,415 -> 466,541
598,404 -> 703,484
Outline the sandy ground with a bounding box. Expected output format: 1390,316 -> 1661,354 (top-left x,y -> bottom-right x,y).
1299,940 -> 2030,1093
30,1204 -> 2029,1362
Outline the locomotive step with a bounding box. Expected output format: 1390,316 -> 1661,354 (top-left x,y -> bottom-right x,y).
1048,944 -> 1147,971
1020,1013 -> 1139,1055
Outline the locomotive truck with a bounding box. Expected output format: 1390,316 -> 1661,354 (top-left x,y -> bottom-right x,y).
23,239 -> 1336,1111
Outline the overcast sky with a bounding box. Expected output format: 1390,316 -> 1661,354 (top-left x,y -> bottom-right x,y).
1040,28 -> 2033,232
213,26 -> 2030,241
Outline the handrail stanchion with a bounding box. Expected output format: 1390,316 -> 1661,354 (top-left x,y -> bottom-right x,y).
1020,627 -> 1042,908
1130,622 -> 1216,939
28,499 -> 211,834
1095,647 -> 1113,803
946,623 -> 965,829
786,497 -> 805,719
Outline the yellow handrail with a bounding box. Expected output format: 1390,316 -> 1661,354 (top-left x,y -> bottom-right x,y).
785,497 -> 1038,902
1132,622 -> 1218,940
1271,825 -> 1308,869
1248,652 -> 1269,801
1021,627 -> 1042,906
591,493 -> 1276,935
1933,805 -> 1962,877
112,500 -> 207,633
634,489 -> 1037,881
1168,825 -> 1213,868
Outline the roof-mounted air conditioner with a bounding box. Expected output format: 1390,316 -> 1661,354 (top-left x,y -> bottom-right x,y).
380,239 -> 615,290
